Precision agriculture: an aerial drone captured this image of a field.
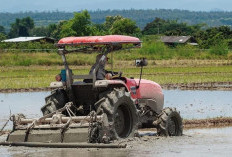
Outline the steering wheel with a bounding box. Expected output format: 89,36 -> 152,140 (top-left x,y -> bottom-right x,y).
111,71 -> 123,80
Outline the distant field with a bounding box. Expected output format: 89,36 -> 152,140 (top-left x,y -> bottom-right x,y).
1,51 -> 232,66
0,49 -> 231,89
0,62 -> 232,89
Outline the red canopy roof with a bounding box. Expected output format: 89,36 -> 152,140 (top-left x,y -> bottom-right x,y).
57,35 -> 141,46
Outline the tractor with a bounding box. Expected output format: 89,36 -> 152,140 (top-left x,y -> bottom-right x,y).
5,35 -> 182,145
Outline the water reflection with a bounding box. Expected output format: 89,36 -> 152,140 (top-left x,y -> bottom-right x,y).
0,92 -> 49,129
0,90 -> 232,157
185,126 -> 232,135
0,89 -> 231,126
163,90 -> 232,119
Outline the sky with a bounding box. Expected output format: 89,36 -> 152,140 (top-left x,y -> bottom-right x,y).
0,0 -> 232,12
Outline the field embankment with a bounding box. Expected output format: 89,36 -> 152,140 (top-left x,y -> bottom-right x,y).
184,117 -> 232,129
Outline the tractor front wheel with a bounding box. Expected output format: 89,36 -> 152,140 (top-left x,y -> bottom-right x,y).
155,107 -> 183,136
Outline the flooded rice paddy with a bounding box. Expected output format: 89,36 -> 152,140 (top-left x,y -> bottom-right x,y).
0,90 -> 231,124
163,90 -> 232,119
0,89 -> 232,157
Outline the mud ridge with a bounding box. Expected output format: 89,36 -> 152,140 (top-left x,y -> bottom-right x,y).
161,81 -> 232,90
183,117 -> 232,129
0,82 -> 232,93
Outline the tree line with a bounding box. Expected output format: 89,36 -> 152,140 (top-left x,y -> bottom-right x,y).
1,9 -> 232,30
0,10 -> 232,55
0,11 -> 141,40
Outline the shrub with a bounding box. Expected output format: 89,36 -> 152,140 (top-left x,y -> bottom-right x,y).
175,45 -> 196,58
139,41 -> 173,59
209,40 -> 229,56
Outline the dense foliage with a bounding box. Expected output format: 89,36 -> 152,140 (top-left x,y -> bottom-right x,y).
1,10 -> 232,58
0,33 -> 6,41
142,18 -> 204,36
142,18 -> 232,53
29,24 -> 57,37
0,25 -> 5,34
59,10 -> 92,38
111,18 -> 141,36
195,26 -> 232,48
8,17 -> 34,38
0,25 -> 6,41
0,41 -> 56,52
1,9 -> 232,31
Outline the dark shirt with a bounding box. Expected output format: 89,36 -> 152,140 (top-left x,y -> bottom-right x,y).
89,63 -> 106,80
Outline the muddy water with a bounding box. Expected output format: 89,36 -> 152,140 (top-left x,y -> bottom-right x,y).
0,90 -> 231,121
0,92 -> 48,129
0,92 -> 48,118
0,90 -> 232,129
0,90 -> 232,157
163,90 -> 232,119
0,127 -> 232,157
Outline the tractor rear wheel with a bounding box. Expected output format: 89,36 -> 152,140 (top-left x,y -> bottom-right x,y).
95,88 -> 138,141
156,107 -> 183,136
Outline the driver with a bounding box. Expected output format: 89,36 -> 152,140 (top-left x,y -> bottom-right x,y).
89,54 -> 112,80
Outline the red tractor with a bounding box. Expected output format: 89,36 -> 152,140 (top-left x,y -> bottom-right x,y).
6,35 -> 182,144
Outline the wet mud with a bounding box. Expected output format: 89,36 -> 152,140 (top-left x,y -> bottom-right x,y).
1,117 -> 232,137
162,81 -> 232,90
184,117 -> 232,129
1,127 -> 232,157
0,89 -> 231,156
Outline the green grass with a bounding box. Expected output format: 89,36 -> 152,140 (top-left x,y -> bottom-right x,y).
1,49 -> 232,66
0,48 -> 232,89
1,37 -> 232,89
0,64 -> 232,89
0,52 -> 98,66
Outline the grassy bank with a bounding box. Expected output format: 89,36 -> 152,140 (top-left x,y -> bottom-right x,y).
0,61 -> 232,89
0,46 -> 232,89
1,48 -> 232,66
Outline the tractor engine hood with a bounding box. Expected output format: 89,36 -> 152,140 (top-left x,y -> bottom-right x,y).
135,79 -> 163,99
125,78 -> 164,113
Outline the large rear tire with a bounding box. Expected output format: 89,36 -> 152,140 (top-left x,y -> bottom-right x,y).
95,88 -> 138,140
156,107 -> 183,136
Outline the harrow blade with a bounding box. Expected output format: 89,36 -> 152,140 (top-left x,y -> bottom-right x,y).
7,128 -> 89,143
0,141 -> 127,148
6,103 -> 109,144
